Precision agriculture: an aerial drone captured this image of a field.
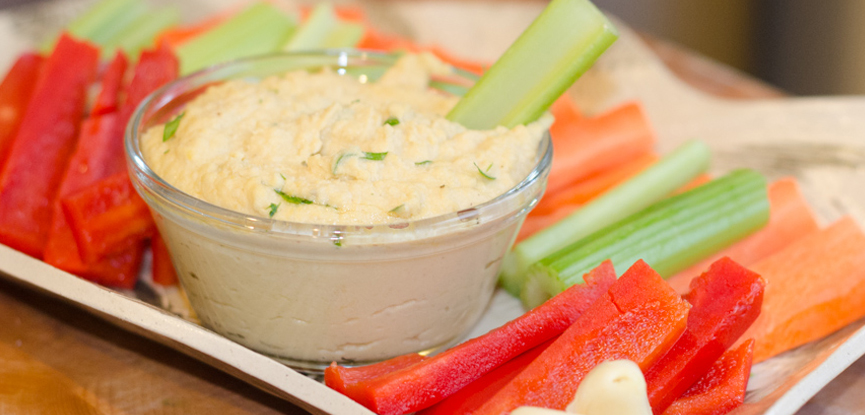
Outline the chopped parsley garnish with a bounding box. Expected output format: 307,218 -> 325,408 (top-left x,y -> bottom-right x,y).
268,203 -> 280,217
280,173 -> 286,180
332,152 -> 356,174
162,112 -> 185,142
333,239 -> 342,247
415,160 -> 432,166
389,204 -> 405,213
362,152 -> 388,161
274,189 -> 313,204
383,117 -> 400,126
474,162 -> 496,180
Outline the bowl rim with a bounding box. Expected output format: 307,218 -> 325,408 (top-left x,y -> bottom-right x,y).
125,49 -> 552,244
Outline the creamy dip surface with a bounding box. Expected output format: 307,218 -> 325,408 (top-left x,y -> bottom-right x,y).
142,53 -> 552,225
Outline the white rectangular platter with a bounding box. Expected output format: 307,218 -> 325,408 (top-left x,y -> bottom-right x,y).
3,1 -> 865,414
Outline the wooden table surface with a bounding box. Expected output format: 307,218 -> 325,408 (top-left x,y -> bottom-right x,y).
1,37 -> 863,415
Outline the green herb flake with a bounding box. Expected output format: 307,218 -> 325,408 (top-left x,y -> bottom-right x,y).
274,189 -> 313,204
280,173 -> 286,180
362,152 -> 388,161
389,204 -> 405,213
474,162 -> 496,180
383,117 -> 400,126
267,203 -> 280,217
162,112 -> 185,142
333,239 -> 342,247
164,149 -> 170,154
415,160 -> 432,166
332,152 -> 356,174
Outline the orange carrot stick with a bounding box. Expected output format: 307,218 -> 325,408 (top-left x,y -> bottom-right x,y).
739,216 -> 865,363
357,28 -> 418,52
545,101 -> 656,195
156,8 -> 237,49
667,178 -> 820,294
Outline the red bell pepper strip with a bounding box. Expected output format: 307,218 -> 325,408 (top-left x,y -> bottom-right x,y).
662,339 -> 755,415
151,230 -> 179,286
0,34 -> 99,258
337,260 -> 617,415
475,260 -> 691,414
61,171 -> 155,264
53,44 -> 177,267
325,353 -> 428,396
417,339 -> 554,415
645,257 -> 764,414
119,42 -> 179,126
90,51 -> 129,117
43,113 -> 144,284
0,53 -> 44,171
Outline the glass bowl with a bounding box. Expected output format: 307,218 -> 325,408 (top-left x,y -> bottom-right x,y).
125,50 -> 552,372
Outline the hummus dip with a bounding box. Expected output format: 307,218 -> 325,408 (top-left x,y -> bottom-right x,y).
142,53 -> 552,225
136,52 -> 552,366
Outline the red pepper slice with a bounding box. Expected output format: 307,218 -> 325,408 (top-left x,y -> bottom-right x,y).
118,42 -> 178,128
417,339 -> 555,415
325,354 -> 428,396
646,257 -> 764,413
337,260 -> 617,415
0,34 -> 99,258
61,172 -> 155,264
91,51 -> 129,117
475,260 -> 691,414
151,231 -> 179,286
50,44 -> 177,267
0,52 -> 44,171
43,113 -> 144,284
662,339 -> 755,415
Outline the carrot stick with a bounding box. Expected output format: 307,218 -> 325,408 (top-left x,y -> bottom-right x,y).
356,27 -> 418,52
740,216 -> 865,363
549,94 -> 582,132
155,7 -> 237,49
545,100 -> 656,195
667,178 -> 820,294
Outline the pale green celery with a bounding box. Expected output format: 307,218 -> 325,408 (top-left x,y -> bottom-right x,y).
41,0 -> 148,51
177,3 -> 297,75
520,169 -> 769,308
102,8 -> 181,60
284,3 -> 339,51
446,0 -> 617,129
322,22 -> 365,48
499,140 -> 711,296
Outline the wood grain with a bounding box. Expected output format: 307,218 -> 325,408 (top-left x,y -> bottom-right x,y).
0,277 -> 301,414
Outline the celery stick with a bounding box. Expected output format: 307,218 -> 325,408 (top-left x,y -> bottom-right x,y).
446,0 -> 617,129
284,3 -> 338,51
176,3 -> 297,75
521,169 -> 769,308
499,140 -> 711,295
322,22 -> 365,49
41,0 -> 148,51
102,8 -> 181,60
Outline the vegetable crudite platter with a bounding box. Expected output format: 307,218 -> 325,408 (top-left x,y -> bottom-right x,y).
3,0 -> 865,414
